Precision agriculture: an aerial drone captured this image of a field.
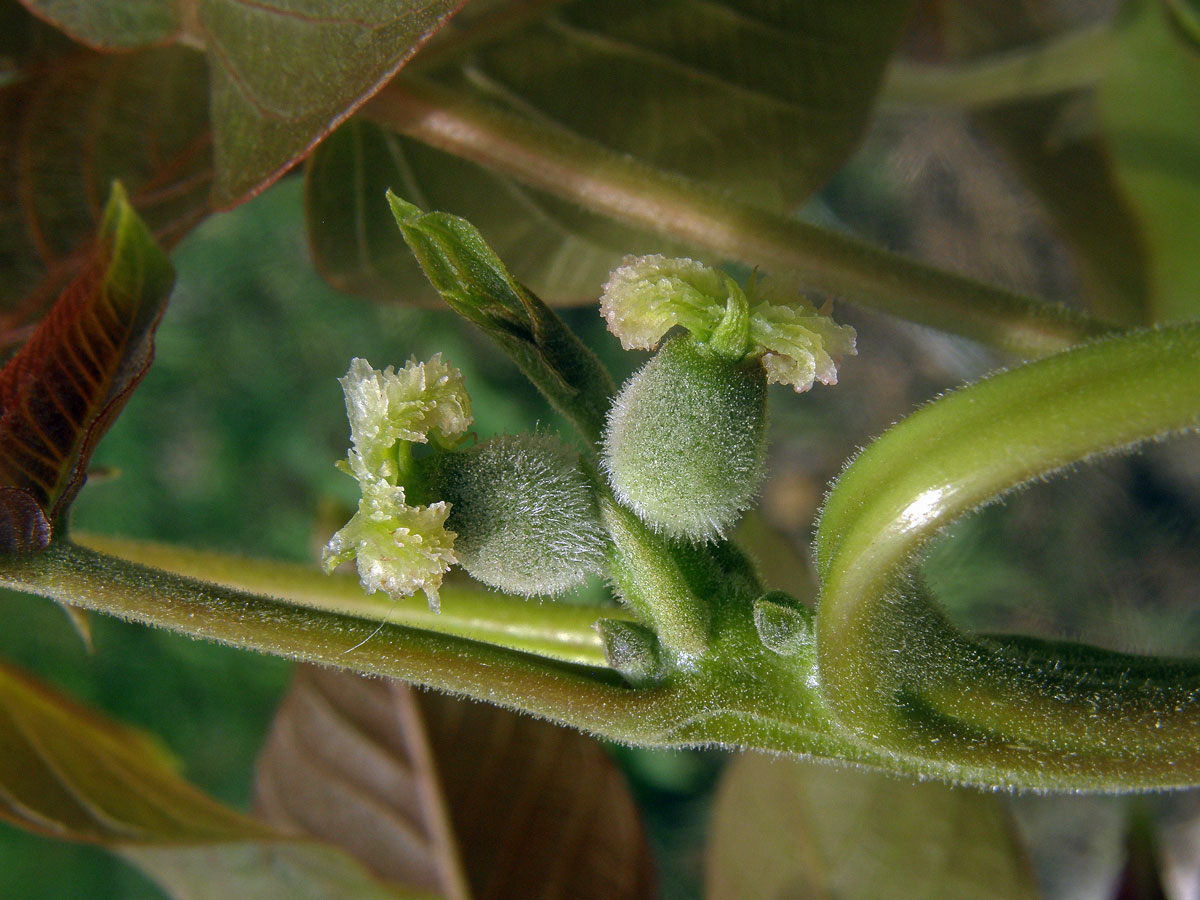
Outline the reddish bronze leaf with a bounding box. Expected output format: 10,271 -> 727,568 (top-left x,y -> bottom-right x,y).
0,183 -> 174,551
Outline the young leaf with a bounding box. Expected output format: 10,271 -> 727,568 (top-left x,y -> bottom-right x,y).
388,193 -> 615,442
309,0 -> 915,303
0,182 -> 174,551
254,665 -> 657,900
0,660 -> 430,900
18,0 -> 465,207
706,752 -> 1040,900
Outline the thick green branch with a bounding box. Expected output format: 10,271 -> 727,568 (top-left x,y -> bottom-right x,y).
366,76 -> 1117,358
0,541 -> 649,726
816,322 -> 1200,790
0,540 -> 878,770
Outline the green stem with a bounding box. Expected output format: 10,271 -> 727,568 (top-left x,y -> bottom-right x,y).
816,322 -> 1200,790
366,76 -> 1117,358
0,541 -> 645,726
881,22 -> 1110,110
75,533 -> 626,668
0,540 -> 877,770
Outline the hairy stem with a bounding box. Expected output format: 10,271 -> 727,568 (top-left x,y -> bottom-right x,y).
0,540 -> 874,769
75,533 -> 627,667
366,76 -> 1117,358
816,323 -> 1200,790
0,541 -> 646,727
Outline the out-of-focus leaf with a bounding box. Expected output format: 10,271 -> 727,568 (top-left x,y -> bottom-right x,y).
0,41 -> 210,332
1114,808 -> 1169,900
705,752 -> 1040,900
1152,790 -> 1200,900
308,0 -> 914,303
0,659 -> 428,900
388,193 -> 614,442
1099,0 -> 1200,323
255,665 -> 657,900
17,0 -> 179,47
305,118 -> 658,306
0,183 -> 173,551
19,0 -> 464,206
1009,794 -> 1127,900
937,4 -> 1153,326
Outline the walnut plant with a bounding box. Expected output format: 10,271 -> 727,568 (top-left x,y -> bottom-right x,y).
2,0 -> 1200,896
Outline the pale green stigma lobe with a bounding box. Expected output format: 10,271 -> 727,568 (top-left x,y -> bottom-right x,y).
340,354 -> 472,482
321,474 -> 457,612
325,356 -> 471,610
600,254 -> 857,392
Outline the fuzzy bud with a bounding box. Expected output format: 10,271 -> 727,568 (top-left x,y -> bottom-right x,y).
426,434 -> 606,596
602,336 -> 767,541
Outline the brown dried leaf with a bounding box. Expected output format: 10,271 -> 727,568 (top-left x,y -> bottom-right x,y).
255,665 -> 657,900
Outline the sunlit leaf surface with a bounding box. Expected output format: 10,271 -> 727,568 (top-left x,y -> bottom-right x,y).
1099,0 -> 1200,323
15,0 -> 463,206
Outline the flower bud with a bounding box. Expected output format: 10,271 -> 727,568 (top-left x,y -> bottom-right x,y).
602,336 -> 767,541
426,434 -> 606,596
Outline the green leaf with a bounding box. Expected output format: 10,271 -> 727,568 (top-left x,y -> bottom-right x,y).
305,118 -> 652,306
388,192 -> 615,443
0,183 -> 173,550
1099,0 -> 1200,322
935,5 -> 1153,326
0,659 -> 431,899
308,0 -> 914,303
15,0 -> 179,47
19,0 -> 464,206
254,665 -> 657,900
706,752 -> 1040,900
0,41 -> 210,328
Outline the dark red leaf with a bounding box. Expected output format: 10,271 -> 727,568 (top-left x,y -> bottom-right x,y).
0,183 -> 174,551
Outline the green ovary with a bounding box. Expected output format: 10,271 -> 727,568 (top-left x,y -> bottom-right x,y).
427,434 -> 606,596
602,336 -> 768,541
